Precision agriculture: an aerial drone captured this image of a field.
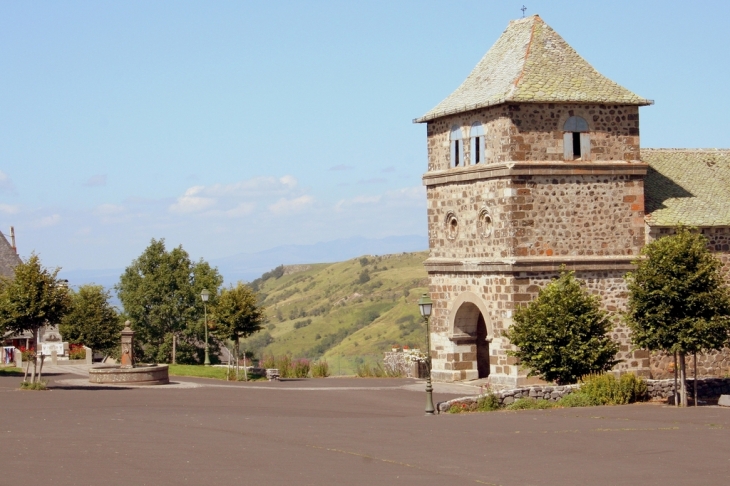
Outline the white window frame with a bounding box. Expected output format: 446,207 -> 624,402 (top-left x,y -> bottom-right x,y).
470,122 -> 485,165
450,126 -> 464,167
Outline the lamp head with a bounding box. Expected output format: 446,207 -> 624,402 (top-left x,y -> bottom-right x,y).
418,293 -> 433,318
201,289 -> 210,302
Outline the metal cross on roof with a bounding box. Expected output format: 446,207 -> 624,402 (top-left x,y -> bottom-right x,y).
521,5 -> 527,17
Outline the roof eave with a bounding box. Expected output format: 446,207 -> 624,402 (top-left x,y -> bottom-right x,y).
413,98 -> 654,124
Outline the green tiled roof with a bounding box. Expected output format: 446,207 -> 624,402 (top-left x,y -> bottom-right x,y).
644,149 -> 730,226
415,15 -> 652,123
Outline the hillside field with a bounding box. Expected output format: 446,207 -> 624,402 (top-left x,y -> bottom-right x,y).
240,251 -> 429,375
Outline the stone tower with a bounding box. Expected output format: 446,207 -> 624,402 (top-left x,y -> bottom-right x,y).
415,15 -> 652,386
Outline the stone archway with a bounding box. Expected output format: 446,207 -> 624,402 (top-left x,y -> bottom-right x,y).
449,292 -> 492,379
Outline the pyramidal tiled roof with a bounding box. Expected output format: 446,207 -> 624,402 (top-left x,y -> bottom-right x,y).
0,232 -> 20,278
415,15 -> 652,123
643,149 -> 730,227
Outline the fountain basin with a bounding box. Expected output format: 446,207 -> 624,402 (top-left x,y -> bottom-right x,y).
88,364 -> 169,386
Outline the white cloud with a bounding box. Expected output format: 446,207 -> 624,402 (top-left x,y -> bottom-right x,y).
0,171 -> 16,192
169,186 -> 216,214
33,214 -> 61,228
84,174 -> 107,187
334,186 -> 425,212
94,203 -> 125,216
269,195 -> 314,214
0,204 -> 19,214
170,175 -> 303,217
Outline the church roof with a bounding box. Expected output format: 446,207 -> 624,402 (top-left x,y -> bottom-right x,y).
644,149 -> 730,227
415,15 -> 652,123
0,232 -> 20,278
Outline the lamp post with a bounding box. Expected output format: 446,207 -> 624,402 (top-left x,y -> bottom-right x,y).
201,289 -> 210,366
418,293 -> 435,415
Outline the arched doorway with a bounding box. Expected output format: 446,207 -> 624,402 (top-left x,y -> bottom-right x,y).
476,313 -> 490,378
449,292 -> 492,380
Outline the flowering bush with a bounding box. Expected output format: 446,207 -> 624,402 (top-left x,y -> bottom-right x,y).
18,346 -> 35,361
69,344 -> 86,360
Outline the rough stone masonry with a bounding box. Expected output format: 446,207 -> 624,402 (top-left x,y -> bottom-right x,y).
414,15 -> 730,385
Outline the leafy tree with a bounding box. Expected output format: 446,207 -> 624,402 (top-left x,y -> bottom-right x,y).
213,282 -> 266,353
504,270 -> 619,385
0,254 -> 71,383
116,239 -> 223,363
625,227 -> 730,406
59,284 -> 123,354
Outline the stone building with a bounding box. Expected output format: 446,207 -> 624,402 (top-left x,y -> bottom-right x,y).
415,15 -> 730,385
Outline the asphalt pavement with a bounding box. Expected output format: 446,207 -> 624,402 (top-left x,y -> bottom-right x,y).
0,371 -> 728,485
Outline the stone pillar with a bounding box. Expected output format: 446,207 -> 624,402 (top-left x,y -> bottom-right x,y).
120,322 -> 135,369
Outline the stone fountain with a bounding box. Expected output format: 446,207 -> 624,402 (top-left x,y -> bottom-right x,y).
88,322 -> 169,385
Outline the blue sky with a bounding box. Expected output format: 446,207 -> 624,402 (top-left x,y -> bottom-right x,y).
1,1 -> 728,271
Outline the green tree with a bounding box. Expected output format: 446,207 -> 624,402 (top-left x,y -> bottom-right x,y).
116,239 -> 223,363
0,254 -> 71,383
625,227 -> 730,406
213,282 -> 266,354
504,270 -> 619,385
59,285 -> 123,354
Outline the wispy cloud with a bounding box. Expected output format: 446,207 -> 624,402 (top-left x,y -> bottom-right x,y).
269,195 -> 314,215
170,175 -> 304,217
94,203 -> 125,216
33,214 -> 61,228
358,177 -> 387,184
0,171 -> 16,193
335,186 -> 425,212
0,204 -> 19,214
83,174 -> 107,187
381,166 -> 395,173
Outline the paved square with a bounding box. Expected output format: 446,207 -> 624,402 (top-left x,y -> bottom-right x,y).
1,372 -> 728,485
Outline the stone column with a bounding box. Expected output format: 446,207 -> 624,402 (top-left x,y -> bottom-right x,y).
120,322 -> 135,369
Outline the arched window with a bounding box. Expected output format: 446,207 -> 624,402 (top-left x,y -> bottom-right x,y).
563,116 -> 590,161
450,126 -> 464,167
470,122 -> 485,165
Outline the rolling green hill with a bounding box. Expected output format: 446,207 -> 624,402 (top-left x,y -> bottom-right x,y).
240,251 -> 429,375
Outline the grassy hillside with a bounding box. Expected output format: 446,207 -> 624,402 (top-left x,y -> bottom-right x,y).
240,251 -> 429,375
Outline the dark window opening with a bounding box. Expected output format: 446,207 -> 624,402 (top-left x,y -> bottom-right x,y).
454,141 -> 460,166
572,132 -> 581,158
475,137 -> 481,163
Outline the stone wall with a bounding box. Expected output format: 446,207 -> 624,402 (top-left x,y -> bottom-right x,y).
426,174 -> 645,260
427,268 -> 648,386
437,377 -> 730,412
426,103 -> 640,171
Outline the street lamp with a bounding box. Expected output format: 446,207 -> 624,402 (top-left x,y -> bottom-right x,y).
418,293 -> 435,415
201,289 -> 210,366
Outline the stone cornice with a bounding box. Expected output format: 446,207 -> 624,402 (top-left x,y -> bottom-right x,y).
423,255 -> 638,273
422,161 -> 648,187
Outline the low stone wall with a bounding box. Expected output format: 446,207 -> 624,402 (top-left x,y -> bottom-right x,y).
646,378 -> 730,400
437,377 -> 730,412
437,384 -> 579,412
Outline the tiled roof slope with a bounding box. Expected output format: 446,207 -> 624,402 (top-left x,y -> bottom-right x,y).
0,232 -> 20,278
644,149 -> 730,226
415,15 -> 651,123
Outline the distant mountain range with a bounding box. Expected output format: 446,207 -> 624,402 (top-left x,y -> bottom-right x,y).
59,234 -> 428,291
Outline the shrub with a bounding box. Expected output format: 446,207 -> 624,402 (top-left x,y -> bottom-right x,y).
293,359 -> 310,378
476,394 -> 501,411
447,402 -> 474,413
311,360 -> 330,378
579,373 -> 648,405
261,354 -> 276,370
20,380 -> 48,391
557,392 -> 594,408
506,398 -> 556,410
276,355 -> 293,378
68,344 -> 86,360
504,269 -> 619,385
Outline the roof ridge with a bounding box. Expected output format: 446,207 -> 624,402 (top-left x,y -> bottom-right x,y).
511,16 -> 538,91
